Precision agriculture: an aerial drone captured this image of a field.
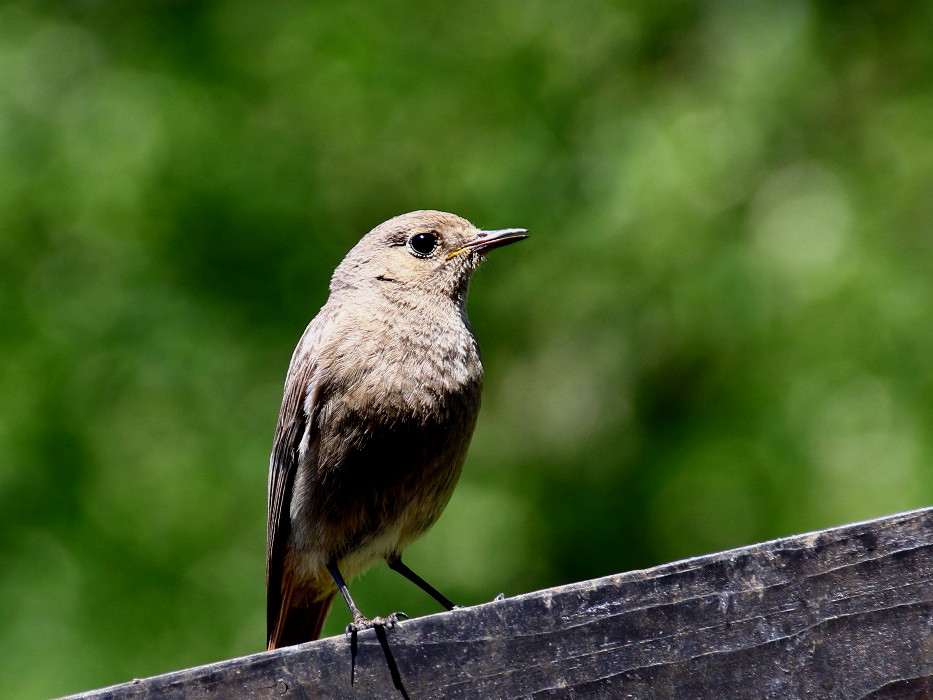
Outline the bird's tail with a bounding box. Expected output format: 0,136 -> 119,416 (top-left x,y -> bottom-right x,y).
267,592 -> 336,650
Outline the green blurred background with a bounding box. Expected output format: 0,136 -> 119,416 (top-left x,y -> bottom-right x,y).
1,1 -> 930,697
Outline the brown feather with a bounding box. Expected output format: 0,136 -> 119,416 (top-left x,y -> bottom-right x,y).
268,591 -> 336,650
265,211 -> 525,648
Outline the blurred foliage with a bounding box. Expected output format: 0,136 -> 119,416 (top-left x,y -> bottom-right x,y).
0,1 -> 931,697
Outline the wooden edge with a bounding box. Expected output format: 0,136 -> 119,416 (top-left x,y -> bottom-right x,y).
62,507 -> 933,699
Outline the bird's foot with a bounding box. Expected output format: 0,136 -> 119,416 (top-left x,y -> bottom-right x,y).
345,611 -> 409,636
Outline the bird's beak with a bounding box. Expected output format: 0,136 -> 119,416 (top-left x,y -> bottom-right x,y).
446,228 -> 529,259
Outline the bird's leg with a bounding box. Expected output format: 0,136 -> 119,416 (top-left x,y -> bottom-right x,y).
326,560 -> 407,634
386,554 -> 459,611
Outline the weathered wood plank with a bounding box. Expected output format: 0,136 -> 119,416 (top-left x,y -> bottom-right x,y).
63,508 -> 933,699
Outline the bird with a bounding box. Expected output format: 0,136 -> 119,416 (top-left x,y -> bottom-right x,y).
266,210 -> 528,649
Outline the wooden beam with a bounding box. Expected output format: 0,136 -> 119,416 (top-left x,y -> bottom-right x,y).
63,507 -> 933,699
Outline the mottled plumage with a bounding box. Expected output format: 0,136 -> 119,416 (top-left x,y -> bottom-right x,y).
266,211 -> 527,649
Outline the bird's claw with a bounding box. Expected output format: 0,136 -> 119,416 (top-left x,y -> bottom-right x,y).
345,611 -> 408,637
374,611 -> 408,629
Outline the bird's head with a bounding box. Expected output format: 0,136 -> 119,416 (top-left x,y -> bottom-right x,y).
331,210 -> 528,304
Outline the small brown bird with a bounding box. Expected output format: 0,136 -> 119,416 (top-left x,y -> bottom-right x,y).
266,210 -> 527,649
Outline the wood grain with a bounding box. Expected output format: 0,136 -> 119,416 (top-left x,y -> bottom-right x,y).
63,507 -> 933,699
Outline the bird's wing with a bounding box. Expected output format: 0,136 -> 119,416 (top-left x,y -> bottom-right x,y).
266,322 -> 326,649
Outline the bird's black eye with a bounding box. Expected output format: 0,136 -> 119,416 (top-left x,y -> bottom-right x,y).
407,231 -> 439,257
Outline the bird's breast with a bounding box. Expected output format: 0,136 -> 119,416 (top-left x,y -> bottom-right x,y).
332,309 -> 483,417
286,302 -> 485,576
